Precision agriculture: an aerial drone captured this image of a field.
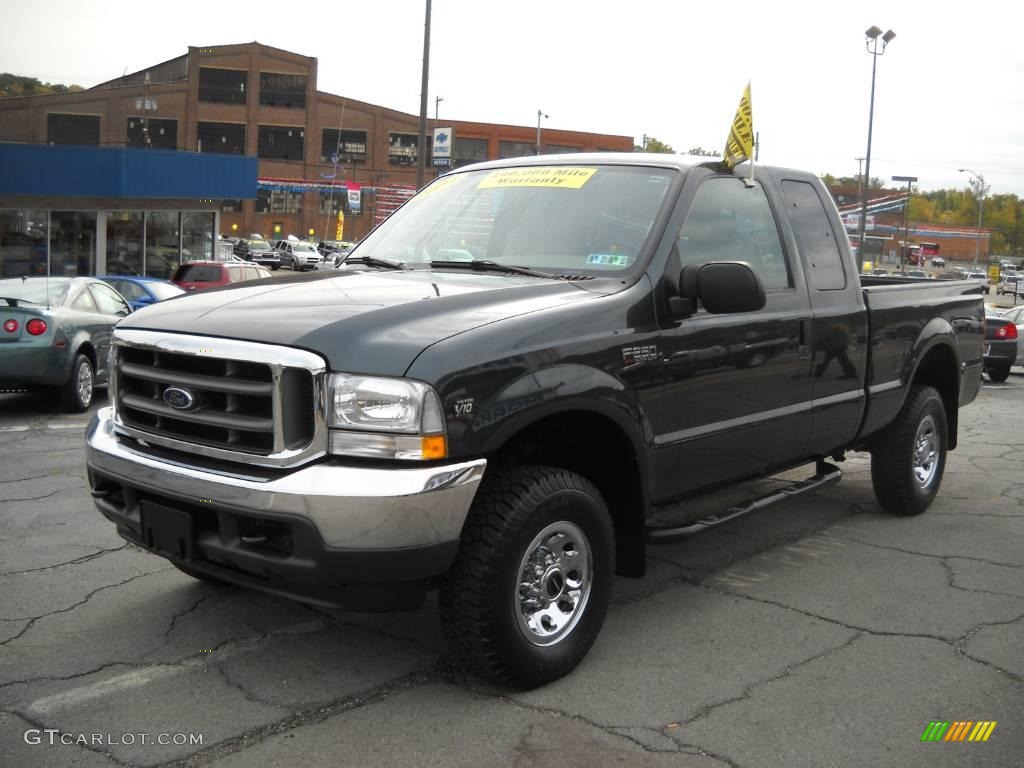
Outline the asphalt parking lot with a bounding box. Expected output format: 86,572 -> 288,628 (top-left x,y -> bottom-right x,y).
0,379 -> 1021,768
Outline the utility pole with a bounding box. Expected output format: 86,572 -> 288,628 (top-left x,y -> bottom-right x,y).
855,157 -> 865,199
416,0 -> 432,190
434,95 -> 444,122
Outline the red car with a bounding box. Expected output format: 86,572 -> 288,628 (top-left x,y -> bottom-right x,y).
171,261 -> 273,292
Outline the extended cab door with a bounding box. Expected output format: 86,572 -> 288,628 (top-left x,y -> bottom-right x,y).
639,172 -> 815,500
779,178 -> 868,455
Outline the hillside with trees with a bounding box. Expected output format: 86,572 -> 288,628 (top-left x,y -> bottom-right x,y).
0,73 -> 83,98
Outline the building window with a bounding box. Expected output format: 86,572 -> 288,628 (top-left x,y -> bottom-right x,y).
47,114 -> 99,146
50,211 -> 97,277
182,212 -> 215,261
258,125 -> 304,161
197,122 -> 245,155
106,211 -> 143,275
256,189 -> 302,214
543,144 -> 582,155
259,72 -> 306,109
452,137 -> 488,168
127,117 -> 177,149
389,132 -> 430,165
145,211 -> 180,279
321,129 -> 368,163
0,210 -> 48,278
219,199 -> 244,213
198,67 -> 247,104
498,141 -> 535,159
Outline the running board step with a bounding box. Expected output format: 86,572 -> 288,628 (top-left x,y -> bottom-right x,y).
646,461 -> 842,544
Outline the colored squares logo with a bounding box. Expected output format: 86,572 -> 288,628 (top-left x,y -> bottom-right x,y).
921,721 -> 997,742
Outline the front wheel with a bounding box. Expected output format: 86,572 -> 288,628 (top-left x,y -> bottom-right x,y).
870,385 -> 947,515
439,466 -> 615,688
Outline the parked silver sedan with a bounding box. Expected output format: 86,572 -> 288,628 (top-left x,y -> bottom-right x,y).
0,277 -> 131,411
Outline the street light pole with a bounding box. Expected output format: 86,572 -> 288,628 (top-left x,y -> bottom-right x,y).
435,95 -> 444,122
958,168 -> 988,269
535,109 -> 548,155
416,0 -> 432,190
892,175 -> 918,273
857,26 -> 896,263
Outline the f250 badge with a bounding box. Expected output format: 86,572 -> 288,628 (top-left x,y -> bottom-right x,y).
453,398 -> 475,417
622,345 -> 659,366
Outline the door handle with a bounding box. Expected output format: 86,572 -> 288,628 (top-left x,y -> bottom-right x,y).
798,319 -> 812,358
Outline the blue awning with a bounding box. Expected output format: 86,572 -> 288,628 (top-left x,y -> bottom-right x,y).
0,143 -> 257,199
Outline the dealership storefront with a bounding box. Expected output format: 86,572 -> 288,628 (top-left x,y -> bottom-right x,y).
0,144 -> 256,280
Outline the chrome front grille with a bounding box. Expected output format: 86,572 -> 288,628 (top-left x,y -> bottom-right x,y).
111,329 -> 326,467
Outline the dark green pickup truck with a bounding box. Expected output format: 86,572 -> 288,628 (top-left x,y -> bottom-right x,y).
87,154 -> 983,687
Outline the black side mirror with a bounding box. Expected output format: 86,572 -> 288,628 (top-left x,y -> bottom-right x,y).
671,261 -> 766,318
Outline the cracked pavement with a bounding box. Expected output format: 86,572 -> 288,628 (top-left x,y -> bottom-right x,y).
0,385 -> 1021,768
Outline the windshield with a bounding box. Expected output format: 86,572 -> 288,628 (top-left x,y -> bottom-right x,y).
293,243 -> 316,253
0,277 -> 72,306
174,265 -> 223,282
248,241 -> 272,251
355,165 -> 676,275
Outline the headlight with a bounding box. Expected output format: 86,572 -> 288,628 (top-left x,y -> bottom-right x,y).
327,373 -> 446,460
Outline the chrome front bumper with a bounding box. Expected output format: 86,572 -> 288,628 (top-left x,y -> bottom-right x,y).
85,407 -> 486,550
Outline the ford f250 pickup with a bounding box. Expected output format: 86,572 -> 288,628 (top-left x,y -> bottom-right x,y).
86,155 -> 984,688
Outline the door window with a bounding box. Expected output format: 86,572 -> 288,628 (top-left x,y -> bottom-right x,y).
72,287 -> 98,312
677,177 -> 789,289
88,283 -> 130,316
781,180 -> 847,290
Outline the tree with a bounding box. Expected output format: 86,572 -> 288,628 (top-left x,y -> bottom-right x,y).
0,73 -> 83,98
635,136 -> 674,154
685,146 -> 718,157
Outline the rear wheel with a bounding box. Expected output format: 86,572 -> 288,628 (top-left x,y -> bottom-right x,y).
870,385 -> 947,516
439,466 -> 615,688
60,353 -> 94,412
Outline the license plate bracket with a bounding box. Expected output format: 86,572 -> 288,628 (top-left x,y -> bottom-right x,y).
140,501 -> 196,561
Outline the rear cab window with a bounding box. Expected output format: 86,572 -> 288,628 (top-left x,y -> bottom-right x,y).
174,265 -> 225,283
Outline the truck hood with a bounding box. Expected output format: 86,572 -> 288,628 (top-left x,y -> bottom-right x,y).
120,270 -> 596,375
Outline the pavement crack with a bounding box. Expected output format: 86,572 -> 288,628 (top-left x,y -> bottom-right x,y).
151,662 -> 443,767
0,488 -> 63,504
0,544 -> 130,577
0,662 -> 141,692
162,591 -> 225,642
833,535 -> 1020,569
940,557 -> 1024,600
954,614 -> 1024,683
682,632 -> 862,727
0,568 -> 172,644
213,660 -> 287,710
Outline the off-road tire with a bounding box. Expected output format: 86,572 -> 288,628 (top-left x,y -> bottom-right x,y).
870,385 -> 947,516
439,465 -> 615,689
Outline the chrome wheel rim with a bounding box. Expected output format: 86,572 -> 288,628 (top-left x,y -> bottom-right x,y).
515,520 -> 592,647
76,360 -> 93,407
912,414 -> 939,489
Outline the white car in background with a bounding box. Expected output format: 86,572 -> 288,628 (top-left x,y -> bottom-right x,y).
965,271 -> 990,294
996,304 -> 1024,364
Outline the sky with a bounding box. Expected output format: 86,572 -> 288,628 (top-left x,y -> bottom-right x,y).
5,0 -> 1022,197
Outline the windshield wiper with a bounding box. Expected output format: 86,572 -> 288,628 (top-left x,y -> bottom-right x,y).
428,260 -> 553,279
339,255 -> 410,270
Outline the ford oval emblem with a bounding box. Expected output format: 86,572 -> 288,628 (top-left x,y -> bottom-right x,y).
163,387 -> 195,410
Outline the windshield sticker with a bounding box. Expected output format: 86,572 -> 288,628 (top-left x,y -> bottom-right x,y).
477,167 -> 597,190
417,174 -> 462,199
586,253 -> 631,267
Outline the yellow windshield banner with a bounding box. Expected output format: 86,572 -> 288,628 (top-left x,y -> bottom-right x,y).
722,82 -> 754,170
477,167 -> 598,190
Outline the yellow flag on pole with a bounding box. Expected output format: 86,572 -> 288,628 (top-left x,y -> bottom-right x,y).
335,210 -> 345,241
723,82 -> 754,170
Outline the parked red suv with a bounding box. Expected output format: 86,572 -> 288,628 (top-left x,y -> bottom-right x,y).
171,261 -> 273,292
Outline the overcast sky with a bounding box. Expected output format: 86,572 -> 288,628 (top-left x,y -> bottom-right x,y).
5,0 -> 1021,196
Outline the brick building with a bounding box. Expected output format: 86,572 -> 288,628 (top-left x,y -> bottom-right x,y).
0,42 -> 633,245
826,184 -> 991,266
